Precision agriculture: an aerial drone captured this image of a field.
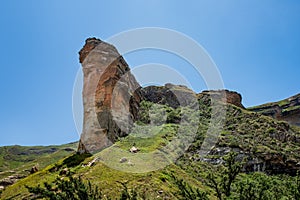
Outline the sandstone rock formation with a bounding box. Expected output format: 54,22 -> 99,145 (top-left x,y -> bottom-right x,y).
78,38 -> 141,153
141,84 -> 244,109
248,93 -> 300,127
197,90 -> 245,109
140,83 -> 198,108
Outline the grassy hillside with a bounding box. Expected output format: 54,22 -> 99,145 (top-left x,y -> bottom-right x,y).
1,97 -> 300,199
0,153 -> 214,199
0,142 -> 77,180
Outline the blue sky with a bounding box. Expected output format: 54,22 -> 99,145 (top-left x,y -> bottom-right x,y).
0,1 -> 299,146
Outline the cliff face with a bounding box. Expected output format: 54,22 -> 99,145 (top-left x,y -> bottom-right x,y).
140,83 -> 198,108
78,38 -> 141,153
141,84 -> 245,109
197,90 -> 245,109
248,94 -> 300,127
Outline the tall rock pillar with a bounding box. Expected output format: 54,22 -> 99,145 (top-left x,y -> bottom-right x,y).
78,38 -> 141,153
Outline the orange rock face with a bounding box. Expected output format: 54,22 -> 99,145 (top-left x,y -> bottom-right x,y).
78,38 -> 141,153
198,90 -> 245,109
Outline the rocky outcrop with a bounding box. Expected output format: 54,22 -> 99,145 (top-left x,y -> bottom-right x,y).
197,90 -> 245,109
0,174 -> 25,189
141,85 -> 244,109
248,93 -> 300,127
30,166 -> 38,174
140,83 -> 197,108
78,38 -> 141,153
204,146 -> 300,175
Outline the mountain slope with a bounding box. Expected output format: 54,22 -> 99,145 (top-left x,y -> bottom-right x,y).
1,92 -> 300,199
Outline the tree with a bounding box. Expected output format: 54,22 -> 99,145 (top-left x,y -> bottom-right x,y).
222,152 -> 243,196
237,175 -> 270,200
205,152 -> 243,200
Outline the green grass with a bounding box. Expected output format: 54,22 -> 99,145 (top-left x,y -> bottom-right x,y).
0,142 -> 77,179
0,153 -> 212,199
283,105 -> 300,113
2,97 -> 300,199
116,124 -> 178,153
278,99 -> 290,107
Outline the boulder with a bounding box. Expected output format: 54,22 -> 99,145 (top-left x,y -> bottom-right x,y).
30,166 -> 38,174
59,168 -> 69,175
129,146 -> 139,153
119,157 -> 128,163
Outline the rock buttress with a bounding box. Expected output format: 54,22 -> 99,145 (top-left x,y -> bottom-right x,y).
197,90 -> 245,109
78,38 -> 141,154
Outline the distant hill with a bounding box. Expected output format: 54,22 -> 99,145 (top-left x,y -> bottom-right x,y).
0,142 -> 77,190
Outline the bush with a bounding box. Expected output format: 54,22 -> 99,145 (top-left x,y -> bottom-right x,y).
118,182 -> 138,200
171,174 -> 208,200
26,173 -> 102,200
205,152 -> 243,200
63,153 -> 92,168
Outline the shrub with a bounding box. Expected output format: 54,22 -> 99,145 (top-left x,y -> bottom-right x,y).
171,174 -> 208,200
26,173 -> 102,200
63,153 -> 92,167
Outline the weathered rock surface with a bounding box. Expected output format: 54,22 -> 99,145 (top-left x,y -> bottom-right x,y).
119,157 -> 128,163
204,146 -> 300,175
141,84 -> 244,109
197,90 -> 245,109
78,38 -> 142,153
140,83 -> 198,108
0,174 -> 25,189
248,93 -> 300,127
129,146 -> 139,153
30,166 -> 38,174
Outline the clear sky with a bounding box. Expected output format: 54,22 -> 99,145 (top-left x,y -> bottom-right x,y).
0,1 -> 299,146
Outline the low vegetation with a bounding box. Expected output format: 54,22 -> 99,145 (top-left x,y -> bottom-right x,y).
1,98 -> 300,199
0,142 -> 77,180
